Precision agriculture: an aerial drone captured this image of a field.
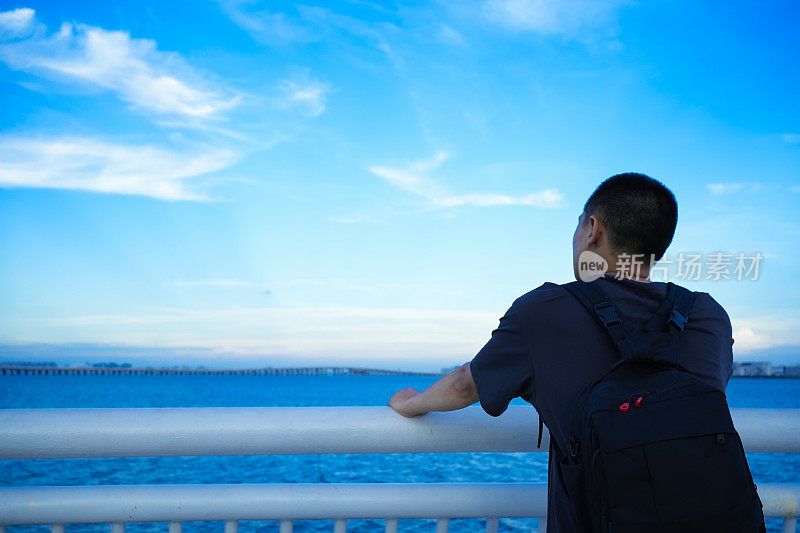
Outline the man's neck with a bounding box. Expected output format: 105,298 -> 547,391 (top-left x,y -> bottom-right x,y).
605,270 -> 651,283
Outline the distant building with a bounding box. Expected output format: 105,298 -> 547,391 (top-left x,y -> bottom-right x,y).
786,365 -> 800,378
88,362 -> 132,368
732,361 -> 772,377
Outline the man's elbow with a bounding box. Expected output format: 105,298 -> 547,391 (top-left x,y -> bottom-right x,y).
452,363 -> 479,404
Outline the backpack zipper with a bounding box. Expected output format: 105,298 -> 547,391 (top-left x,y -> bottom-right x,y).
600,377 -> 690,400
587,420 -> 614,532
571,379 -> 706,458
602,379 -> 703,410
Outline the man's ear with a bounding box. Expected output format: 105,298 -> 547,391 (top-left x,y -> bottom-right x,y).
587,214 -> 603,248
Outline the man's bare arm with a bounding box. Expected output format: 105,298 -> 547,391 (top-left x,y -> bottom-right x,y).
388,362 -> 479,417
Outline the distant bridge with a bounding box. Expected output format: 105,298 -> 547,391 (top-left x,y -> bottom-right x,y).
0,365 -> 442,377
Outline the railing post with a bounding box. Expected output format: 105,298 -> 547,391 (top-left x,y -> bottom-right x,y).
279,520 -> 292,533
333,519 -> 347,533
224,521 -> 238,533
51,525 -> 65,533
783,517 -> 797,533
384,518 -> 398,533
111,523 -> 125,533
168,521 -> 182,533
436,518 -> 449,532
538,515 -> 547,532
485,518 -> 499,533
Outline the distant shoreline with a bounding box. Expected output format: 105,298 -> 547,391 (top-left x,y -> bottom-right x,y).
0,365 -> 443,376
731,375 -> 800,380
3,364 -> 799,379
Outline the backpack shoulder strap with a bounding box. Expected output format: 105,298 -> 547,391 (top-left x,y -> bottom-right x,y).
562,280 -> 636,360
670,283 -> 695,332
643,282 -> 696,341
538,280 -> 629,450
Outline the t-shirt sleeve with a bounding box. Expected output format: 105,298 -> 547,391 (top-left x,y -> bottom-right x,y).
721,304 -> 735,385
469,300 -> 534,417
695,292 -> 735,390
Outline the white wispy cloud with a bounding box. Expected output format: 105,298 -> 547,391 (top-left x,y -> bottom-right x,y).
732,316 -> 800,355
220,2 -> 399,66
15,305 -> 499,363
7,306 -> 800,366
174,280 -> 255,288
219,0 -> 315,46
0,8 -> 238,120
781,133 -> 800,145
439,191 -> 565,207
371,151 -> 449,201
278,73 -> 333,117
707,182 -> 761,195
482,0 -> 627,37
0,136 -> 236,201
370,151 -> 564,209
0,7 -> 39,39
439,25 -> 467,46
707,183 -> 744,195
298,6 -> 398,60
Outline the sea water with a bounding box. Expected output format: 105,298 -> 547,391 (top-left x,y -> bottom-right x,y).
2,375 -> 799,533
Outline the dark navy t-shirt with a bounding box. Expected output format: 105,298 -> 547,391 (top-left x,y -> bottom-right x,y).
469,274 -> 734,533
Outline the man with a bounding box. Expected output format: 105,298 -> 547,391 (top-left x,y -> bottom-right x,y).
388,173 -> 734,532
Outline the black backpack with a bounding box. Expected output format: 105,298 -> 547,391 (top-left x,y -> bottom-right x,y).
553,280 -> 765,532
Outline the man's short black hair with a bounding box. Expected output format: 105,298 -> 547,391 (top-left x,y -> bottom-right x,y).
583,173 -> 677,263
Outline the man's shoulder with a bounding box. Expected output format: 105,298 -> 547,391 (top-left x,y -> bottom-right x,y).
688,289 -> 733,329
511,282 -> 573,315
509,281 -> 731,328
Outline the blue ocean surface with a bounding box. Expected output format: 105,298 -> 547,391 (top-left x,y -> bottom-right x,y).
1,375 -> 798,533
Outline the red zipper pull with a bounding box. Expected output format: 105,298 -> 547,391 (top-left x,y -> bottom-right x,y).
619,402 -> 630,412
634,396 -> 643,408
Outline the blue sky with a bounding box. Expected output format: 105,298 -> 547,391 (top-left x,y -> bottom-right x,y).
0,0 -> 798,370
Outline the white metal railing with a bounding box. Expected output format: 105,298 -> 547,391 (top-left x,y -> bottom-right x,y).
1,406 -> 799,532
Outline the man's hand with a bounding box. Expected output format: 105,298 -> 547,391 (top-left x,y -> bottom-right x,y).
388,387 -> 422,417
388,363 -> 479,417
